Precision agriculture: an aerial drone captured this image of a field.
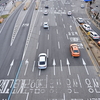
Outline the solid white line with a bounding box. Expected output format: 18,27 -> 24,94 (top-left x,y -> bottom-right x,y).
58,41 -> 60,49
48,34 -> 49,40
84,65 -> 89,75
39,31 -> 41,35
39,70 -> 41,76
63,24 -> 65,28
56,29 -> 58,34
54,65 -> 55,75
63,93 -> 65,100
24,64 -> 28,76
7,65 -> 13,76
66,34 -> 69,39
47,49 -> 49,57
68,65 -> 71,75
77,74 -> 82,88
26,93 -> 29,100
36,43 -> 39,49
32,61 -> 35,72
60,60 -> 63,71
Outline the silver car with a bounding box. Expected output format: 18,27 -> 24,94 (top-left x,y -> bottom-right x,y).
89,31 -> 100,40
38,53 -> 48,69
82,24 -> 92,32
43,22 -> 49,29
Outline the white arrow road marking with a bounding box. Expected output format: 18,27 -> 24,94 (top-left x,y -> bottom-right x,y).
66,58 -> 71,75
60,60 -> 63,71
7,59 -> 14,76
53,59 -> 56,75
32,61 -> 35,72
24,59 -> 29,76
82,58 -> 89,75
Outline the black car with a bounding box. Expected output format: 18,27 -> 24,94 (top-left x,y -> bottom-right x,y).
45,5 -> 49,8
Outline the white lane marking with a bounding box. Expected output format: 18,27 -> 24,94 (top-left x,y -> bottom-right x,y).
58,41 -> 60,49
48,34 -> 49,40
77,74 -> 82,88
55,22 -> 57,26
36,43 -> 39,49
66,58 -> 71,75
22,6 -> 39,60
66,34 -> 69,39
7,59 -> 14,76
47,49 -> 49,57
32,61 -> 35,72
63,93 -> 65,100
39,70 -> 41,76
24,59 -> 29,76
70,25 -> 72,31
60,60 -> 63,71
39,31 -> 41,35
42,16 -> 43,18
56,29 -> 58,34
48,19 -> 49,22
26,93 -> 29,100
63,24 -> 65,28
62,18 -> 63,21
53,59 -> 56,75
82,58 -> 89,75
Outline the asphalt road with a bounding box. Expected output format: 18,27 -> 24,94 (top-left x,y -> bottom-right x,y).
0,0 -> 100,100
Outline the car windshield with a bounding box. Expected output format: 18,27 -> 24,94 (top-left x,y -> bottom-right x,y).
73,50 -> 79,53
40,61 -> 45,65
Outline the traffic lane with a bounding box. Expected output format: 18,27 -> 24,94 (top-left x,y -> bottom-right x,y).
0,1 -> 35,78
0,7 -> 22,69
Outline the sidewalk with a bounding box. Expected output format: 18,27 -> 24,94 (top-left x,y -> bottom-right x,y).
0,0 -> 22,16
87,0 -> 100,29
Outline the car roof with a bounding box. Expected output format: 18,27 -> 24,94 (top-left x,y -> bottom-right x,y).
83,24 -> 90,26
44,22 -> 48,24
71,44 -> 78,50
39,56 -> 45,62
90,31 -> 98,35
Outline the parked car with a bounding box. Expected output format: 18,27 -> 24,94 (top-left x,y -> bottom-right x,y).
0,18 -> 4,24
43,22 -> 49,29
82,24 -> 92,32
89,31 -> 100,40
67,11 -> 72,16
76,17 -> 85,24
38,53 -> 48,69
70,44 -> 80,57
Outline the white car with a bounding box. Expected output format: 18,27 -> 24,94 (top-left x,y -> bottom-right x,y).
43,10 -> 48,15
43,22 -> 49,29
82,24 -> 92,32
38,53 -> 48,69
76,17 -> 85,24
89,31 -> 100,40
67,11 -> 72,16
81,4 -> 85,9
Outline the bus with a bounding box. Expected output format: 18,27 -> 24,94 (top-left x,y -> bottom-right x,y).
84,0 -> 92,1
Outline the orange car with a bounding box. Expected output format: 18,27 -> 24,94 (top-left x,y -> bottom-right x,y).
0,18 -> 4,24
70,44 -> 80,57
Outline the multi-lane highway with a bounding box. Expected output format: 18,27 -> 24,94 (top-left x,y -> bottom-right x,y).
0,0 -> 100,100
